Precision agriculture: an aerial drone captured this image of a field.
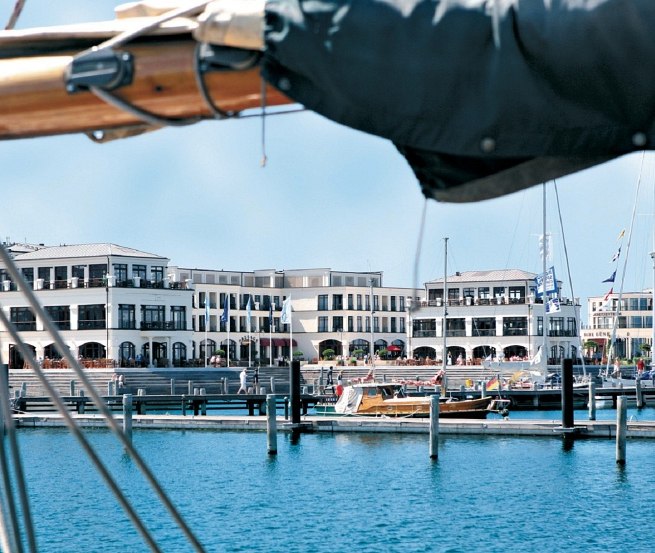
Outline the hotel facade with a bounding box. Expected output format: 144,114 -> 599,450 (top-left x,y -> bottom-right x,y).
0,243 -> 584,369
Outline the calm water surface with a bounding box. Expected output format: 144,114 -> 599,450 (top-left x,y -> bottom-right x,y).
14,407 -> 655,553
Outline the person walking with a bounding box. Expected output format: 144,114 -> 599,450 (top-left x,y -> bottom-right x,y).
237,367 -> 248,394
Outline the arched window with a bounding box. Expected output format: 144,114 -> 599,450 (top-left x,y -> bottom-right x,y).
173,342 -> 187,367
119,342 -> 136,366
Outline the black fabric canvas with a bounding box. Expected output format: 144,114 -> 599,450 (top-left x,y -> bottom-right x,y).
262,0 -> 655,201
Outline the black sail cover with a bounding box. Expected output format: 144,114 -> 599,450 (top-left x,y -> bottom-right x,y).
261,0 -> 655,202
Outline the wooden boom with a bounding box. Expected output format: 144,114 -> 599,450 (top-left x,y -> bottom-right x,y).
0,40 -> 292,140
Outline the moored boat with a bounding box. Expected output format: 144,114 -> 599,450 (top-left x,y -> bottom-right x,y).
314,382 -> 508,419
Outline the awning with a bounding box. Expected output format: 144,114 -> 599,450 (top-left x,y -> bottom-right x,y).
260,338 -> 271,347
387,345 -> 402,352
273,338 -> 297,347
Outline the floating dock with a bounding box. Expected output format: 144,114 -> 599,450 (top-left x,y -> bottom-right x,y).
12,413 -> 655,439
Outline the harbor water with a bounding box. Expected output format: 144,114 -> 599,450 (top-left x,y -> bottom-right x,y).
12,407 -> 655,553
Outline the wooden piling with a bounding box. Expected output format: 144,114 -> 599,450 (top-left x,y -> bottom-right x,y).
429,394 -> 439,460
616,395 -> 627,465
187,380 -> 193,395
481,382 -> 487,398
69,379 -> 76,396
78,390 -> 85,414
561,359 -> 574,429
270,376 -> 275,394
636,377 -> 643,408
123,394 -> 133,444
588,380 -> 596,421
170,378 -> 176,395
266,394 -> 277,455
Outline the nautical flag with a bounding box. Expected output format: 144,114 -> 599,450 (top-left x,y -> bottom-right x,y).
611,247 -> 621,263
617,229 -> 625,240
601,288 -> 614,310
220,295 -> 229,323
280,297 -> 292,325
268,302 -> 273,327
486,376 -> 499,391
602,271 -> 616,283
535,266 -> 558,297
603,288 -> 613,302
530,346 -> 543,367
246,296 -> 252,333
538,233 -> 552,262
546,297 -> 561,313
205,293 -> 210,326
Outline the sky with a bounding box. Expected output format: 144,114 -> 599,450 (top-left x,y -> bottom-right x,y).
2,1 -> 655,324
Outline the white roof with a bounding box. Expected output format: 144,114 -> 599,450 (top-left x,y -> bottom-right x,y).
13,243 -> 166,262
427,269 -> 537,284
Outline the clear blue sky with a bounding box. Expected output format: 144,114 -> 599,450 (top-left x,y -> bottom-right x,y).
3,1 -> 655,323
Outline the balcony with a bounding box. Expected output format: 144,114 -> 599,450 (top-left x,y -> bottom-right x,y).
140,321 -> 177,331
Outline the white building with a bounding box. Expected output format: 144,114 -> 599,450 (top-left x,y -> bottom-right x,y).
409,269 -> 582,364
0,243 -> 194,368
169,266 -> 415,364
581,290 -> 653,360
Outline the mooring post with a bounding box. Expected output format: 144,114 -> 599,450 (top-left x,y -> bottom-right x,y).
123,394 -> 133,444
561,359 -> 574,429
266,394 -> 278,455
588,379 -> 596,421
290,360 -> 301,425
616,395 -> 627,465
429,394 -> 440,460
270,376 -> 275,394
170,378 -> 175,395
108,380 -> 114,396
284,396 -> 289,420
636,377 -> 643,408
187,380 -> 193,395
20,382 -> 27,397
481,381 -> 487,398
69,379 -> 76,397
181,394 -> 187,416
78,389 -> 85,414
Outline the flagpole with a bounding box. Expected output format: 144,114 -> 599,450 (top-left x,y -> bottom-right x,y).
269,304 -> 273,368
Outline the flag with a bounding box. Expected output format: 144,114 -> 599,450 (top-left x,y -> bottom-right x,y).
601,288 -> 613,310
530,346 -> 543,367
268,302 -> 273,327
280,297 -> 292,325
538,233 -> 551,262
611,247 -> 621,263
602,270 -> 616,283
617,229 -> 625,240
205,293 -> 210,326
486,376 -> 499,391
220,295 -> 229,323
546,297 -> 561,313
603,288 -> 613,302
246,296 -> 252,333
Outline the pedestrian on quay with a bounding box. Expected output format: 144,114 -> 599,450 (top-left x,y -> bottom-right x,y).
237,367 -> 248,394
326,366 -> 334,386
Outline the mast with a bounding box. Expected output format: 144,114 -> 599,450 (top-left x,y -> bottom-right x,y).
542,184 -> 548,371
443,237 -> 448,368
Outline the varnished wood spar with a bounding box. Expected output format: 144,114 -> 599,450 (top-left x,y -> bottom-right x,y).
0,40 -> 292,139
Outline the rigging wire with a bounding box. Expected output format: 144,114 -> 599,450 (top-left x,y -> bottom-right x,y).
0,245 -> 206,553
606,150 -> 646,372
553,180 -> 586,376
4,0 -> 25,31
410,198 -> 429,316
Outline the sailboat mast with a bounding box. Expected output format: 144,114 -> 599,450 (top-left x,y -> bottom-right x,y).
542,184 -> 548,368
443,237 -> 448,368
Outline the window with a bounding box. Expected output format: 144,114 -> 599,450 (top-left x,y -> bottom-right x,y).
141,305 -> 165,330
113,263 -> 128,284
348,294 -> 354,310
21,268 -> 34,287
509,286 -> 525,303
374,316 -> 380,333
446,318 -> 466,337
463,287 -> 475,299
332,316 -> 343,332
373,295 -> 379,312
10,307 -> 35,331
151,266 -> 164,283
493,286 -> 505,298
171,306 -> 187,330
390,296 -> 396,311
38,267 -> 51,287
473,317 -> 496,336
118,304 -> 136,329
448,288 -> 460,302
318,294 -> 328,310
119,342 -> 136,364
478,287 -> 490,299
503,317 -> 527,336
78,304 -> 106,330
332,294 -> 343,310
365,316 -> 371,332
399,296 -> 405,311
413,319 -> 436,338
318,316 -> 328,332
390,317 -> 397,332
54,266 -> 68,289
399,317 -> 405,333
45,306 -> 70,330
88,264 -> 106,287
132,264 -> 147,279
357,316 -> 363,332
348,316 -> 354,332
566,317 -> 577,336
72,265 -> 85,279
357,294 -> 362,310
